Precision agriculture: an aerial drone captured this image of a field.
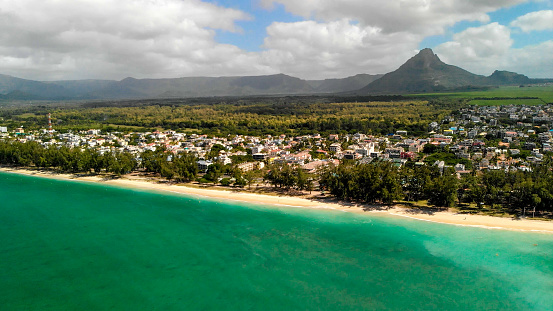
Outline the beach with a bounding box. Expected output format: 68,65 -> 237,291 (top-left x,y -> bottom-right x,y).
2,166 -> 553,234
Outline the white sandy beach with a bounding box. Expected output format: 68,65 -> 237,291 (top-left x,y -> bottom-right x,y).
2,167 -> 553,234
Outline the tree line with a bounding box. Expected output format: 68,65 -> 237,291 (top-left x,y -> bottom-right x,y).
1,140 -> 552,217
0,140 -> 137,175
317,160 -> 553,216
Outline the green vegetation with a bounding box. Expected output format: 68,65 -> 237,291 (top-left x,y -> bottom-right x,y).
318,160 -> 553,216
0,97 -> 455,136
264,163 -> 314,192
319,160 -> 403,204
0,140 -> 138,176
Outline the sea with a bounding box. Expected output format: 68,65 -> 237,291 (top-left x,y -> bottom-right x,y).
1,171 -> 553,310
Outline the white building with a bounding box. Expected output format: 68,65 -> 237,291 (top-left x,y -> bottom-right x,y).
329,143 -> 342,153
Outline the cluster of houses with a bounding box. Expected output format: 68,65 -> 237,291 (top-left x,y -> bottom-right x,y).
435,104 -> 553,170
1,103 -> 552,175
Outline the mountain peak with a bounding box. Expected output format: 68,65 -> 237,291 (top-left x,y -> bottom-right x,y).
359,48 -> 485,94
401,48 -> 443,70
418,48 -> 437,57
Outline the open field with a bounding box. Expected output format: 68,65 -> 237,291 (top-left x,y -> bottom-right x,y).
468,98 -> 545,106
414,85 -> 553,104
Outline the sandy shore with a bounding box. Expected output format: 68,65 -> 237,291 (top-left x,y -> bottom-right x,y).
2,166 -> 553,234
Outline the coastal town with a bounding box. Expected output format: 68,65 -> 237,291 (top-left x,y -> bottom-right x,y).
2,103 -> 552,178
2,102 -> 553,215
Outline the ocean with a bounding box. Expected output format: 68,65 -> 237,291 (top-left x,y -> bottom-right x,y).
1,171 -> 552,310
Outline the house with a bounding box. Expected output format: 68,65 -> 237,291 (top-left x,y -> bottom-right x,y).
329,143 -> 342,153
252,153 -> 268,161
400,152 -> 416,160
217,155 -> 232,165
343,150 -> 361,160
385,147 -> 403,159
197,160 -> 213,172
454,163 -> 466,172
301,159 -> 339,173
353,133 -> 366,141
237,162 -> 257,172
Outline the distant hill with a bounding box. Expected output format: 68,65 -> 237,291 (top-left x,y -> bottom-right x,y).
0,73 -> 379,100
45,79 -> 117,98
87,74 -> 317,99
0,74 -> 73,99
487,70 -> 532,85
307,74 -> 383,93
0,73 -> 321,100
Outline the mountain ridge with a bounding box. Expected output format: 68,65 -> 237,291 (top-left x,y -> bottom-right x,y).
1,49 -> 552,100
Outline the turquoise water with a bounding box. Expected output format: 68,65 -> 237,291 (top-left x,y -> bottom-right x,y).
1,172 -> 553,310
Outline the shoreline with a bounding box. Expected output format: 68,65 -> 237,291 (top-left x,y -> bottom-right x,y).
2,167 -> 553,234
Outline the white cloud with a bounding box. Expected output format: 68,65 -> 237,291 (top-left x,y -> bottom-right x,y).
435,23 -> 512,74
503,40 -> 553,78
435,22 -> 553,78
259,19 -> 420,79
0,0 -> 272,80
260,0 -> 525,35
253,0 -> 532,79
1,0 -> 550,81
510,10 -> 553,32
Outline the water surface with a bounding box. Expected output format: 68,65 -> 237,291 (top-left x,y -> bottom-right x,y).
1,172 -> 552,310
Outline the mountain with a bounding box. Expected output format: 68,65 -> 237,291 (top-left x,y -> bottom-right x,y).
0,74 -> 74,99
0,73 -> 375,100
358,49 -> 549,94
45,79 -> 116,98
87,74 -> 317,99
1,49 -> 551,100
0,73 -> 321,100
359,49 -> 488,94
307,74 -> 383,93
86,73 -> 382,98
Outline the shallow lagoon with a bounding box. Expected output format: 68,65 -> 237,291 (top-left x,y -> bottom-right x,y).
1,172 -> 552,310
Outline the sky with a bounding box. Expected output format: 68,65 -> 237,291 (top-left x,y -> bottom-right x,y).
1,0 -> 553,81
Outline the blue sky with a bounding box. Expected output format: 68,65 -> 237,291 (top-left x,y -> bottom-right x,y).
210,1 -> 303,52
209,0 -> 304,52
422,1 -> 553,49
210,0 -> 553,53
1,0 -> 552,80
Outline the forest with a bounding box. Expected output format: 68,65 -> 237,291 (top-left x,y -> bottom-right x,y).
0,95 -> 458,136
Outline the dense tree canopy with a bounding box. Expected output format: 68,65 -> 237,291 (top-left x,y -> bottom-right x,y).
0,98 -> 454,137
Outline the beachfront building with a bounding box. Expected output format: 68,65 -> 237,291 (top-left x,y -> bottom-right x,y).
197,160 -> 213,172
